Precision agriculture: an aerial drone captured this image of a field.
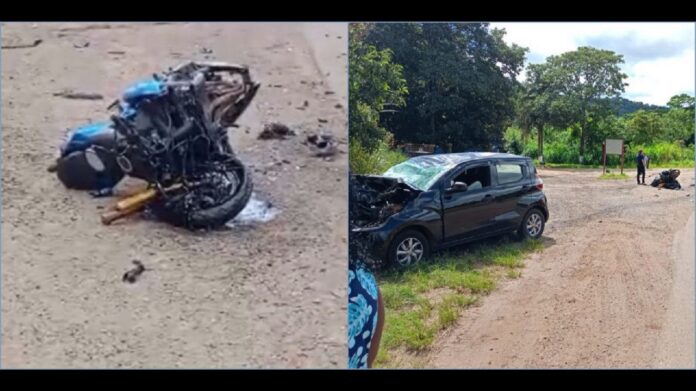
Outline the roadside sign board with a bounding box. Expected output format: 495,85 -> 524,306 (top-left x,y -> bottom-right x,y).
603,138 -> 625,174
605,139 -> 623,155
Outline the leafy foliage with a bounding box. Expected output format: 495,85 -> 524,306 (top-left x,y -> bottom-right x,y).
364,23 -> 527,151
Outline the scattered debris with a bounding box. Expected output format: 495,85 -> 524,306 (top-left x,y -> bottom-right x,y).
325,91 -> 335,95
334,103 -> 343,109
73,42 -> 90,49
59,24 -> 113,32
304,100 -> 309,107
226,193 -> 280,227
107,50 -> 126,55
337,36 -> 343,39
258,123 -> 296,140
318,118 -> 328,124
2,39 -> 43,49
325,34 -> 330,38
272,84 -> 283,88
122,260 -> 145,283
199,47 -> 213,55
300,80 -> 307,84
306,133 -> 337,157
53,90 -> 104,100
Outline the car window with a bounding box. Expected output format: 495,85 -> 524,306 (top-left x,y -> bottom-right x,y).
384,160 -> 454,191
452,164 -> 491,190
496,162 -> 525,184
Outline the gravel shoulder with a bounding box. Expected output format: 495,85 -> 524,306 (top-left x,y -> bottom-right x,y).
430,168 -> 695,368
2,22 -> 348,368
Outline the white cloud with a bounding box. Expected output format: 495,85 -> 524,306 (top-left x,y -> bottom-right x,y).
491,22 -> 695,105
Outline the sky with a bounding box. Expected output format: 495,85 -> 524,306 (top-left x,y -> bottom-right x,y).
490,23 -> 695,106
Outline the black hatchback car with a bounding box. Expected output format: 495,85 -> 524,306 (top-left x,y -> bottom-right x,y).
351,152 -> 549,267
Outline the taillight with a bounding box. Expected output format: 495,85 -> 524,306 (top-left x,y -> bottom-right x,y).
535,173 -> 544,190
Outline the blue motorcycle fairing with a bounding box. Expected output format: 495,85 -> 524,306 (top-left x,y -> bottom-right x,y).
122,78 -> 166,106
61,121 -> 114,156
60,78 -> 162,156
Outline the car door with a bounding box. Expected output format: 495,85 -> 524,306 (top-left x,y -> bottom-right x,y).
440,161 -> 496,242
490,159 -> 530,231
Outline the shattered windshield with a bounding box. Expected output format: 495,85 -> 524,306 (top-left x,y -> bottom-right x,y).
383,159 -> 454,191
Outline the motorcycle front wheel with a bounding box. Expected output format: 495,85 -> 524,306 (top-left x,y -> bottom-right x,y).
150,158 -> 253,229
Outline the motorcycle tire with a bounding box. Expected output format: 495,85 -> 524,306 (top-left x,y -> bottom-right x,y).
55,149 -> 125,190
151,158 -> 253,230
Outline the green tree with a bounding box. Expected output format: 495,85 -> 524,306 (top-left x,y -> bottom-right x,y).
667,93 -> 695,110
365,23 -> 527,151
526,47 -> 628,162
664,94 -> 695,145
349,23 -> 408,151
626,110 -> 663,145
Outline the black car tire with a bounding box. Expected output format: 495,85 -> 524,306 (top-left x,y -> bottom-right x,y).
518,208 -> 545,240
388,229 -> 430,268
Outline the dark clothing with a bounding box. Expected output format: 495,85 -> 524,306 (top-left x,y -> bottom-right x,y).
636,154 -> 646,167
637,165 -> 646,184
636,153 -> 647,184
637,153 -> 647,184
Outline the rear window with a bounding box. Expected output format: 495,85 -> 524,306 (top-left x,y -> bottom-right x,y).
497,162 -> 525,184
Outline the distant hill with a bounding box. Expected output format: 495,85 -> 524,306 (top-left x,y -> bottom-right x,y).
612,97 -> 667,116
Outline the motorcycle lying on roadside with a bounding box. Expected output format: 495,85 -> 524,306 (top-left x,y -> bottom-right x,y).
48,61 -> 260,229
650,169 -> 682,190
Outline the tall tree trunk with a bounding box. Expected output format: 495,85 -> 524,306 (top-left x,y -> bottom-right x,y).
579,109 -> 588,164
537,124 -> 544,164
522,125 -> 529,145
579,123 -> 586,164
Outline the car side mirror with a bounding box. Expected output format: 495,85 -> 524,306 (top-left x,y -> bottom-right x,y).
447,181 -> 468,193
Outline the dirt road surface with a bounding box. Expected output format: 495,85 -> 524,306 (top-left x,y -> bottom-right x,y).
2,22 -> 348,368
430,168 -> 695,368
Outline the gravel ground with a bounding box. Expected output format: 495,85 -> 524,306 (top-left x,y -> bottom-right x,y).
2,22 -> 348,368
431,168 -> 695,368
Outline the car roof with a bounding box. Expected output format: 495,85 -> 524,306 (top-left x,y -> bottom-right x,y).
407,152 -> 527,166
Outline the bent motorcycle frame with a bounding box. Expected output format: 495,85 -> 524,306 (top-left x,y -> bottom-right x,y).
52,61 -> 260,225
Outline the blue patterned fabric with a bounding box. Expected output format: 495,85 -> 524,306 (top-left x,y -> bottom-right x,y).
348,264 -> 379,368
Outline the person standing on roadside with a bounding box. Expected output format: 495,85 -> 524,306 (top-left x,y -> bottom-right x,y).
636,150 -> 649,185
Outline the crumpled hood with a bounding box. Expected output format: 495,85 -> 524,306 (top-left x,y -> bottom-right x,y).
350,174 -> 421,229
352,174 -> 420,194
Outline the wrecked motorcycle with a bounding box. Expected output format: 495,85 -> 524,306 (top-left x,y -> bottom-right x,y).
650,169 -> 682,190
48,61 -> 260,229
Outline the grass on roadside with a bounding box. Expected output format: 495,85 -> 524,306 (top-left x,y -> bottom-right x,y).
374,237 -> 543,368
542,161 -> 694,170
598,172 -> 629,180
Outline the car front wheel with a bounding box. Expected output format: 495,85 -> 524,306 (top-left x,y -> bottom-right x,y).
388,229 -> 430,267
518,209 -> 545,239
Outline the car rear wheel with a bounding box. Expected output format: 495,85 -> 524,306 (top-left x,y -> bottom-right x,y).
388,229 -> 430,268
518,208 -> 545,239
